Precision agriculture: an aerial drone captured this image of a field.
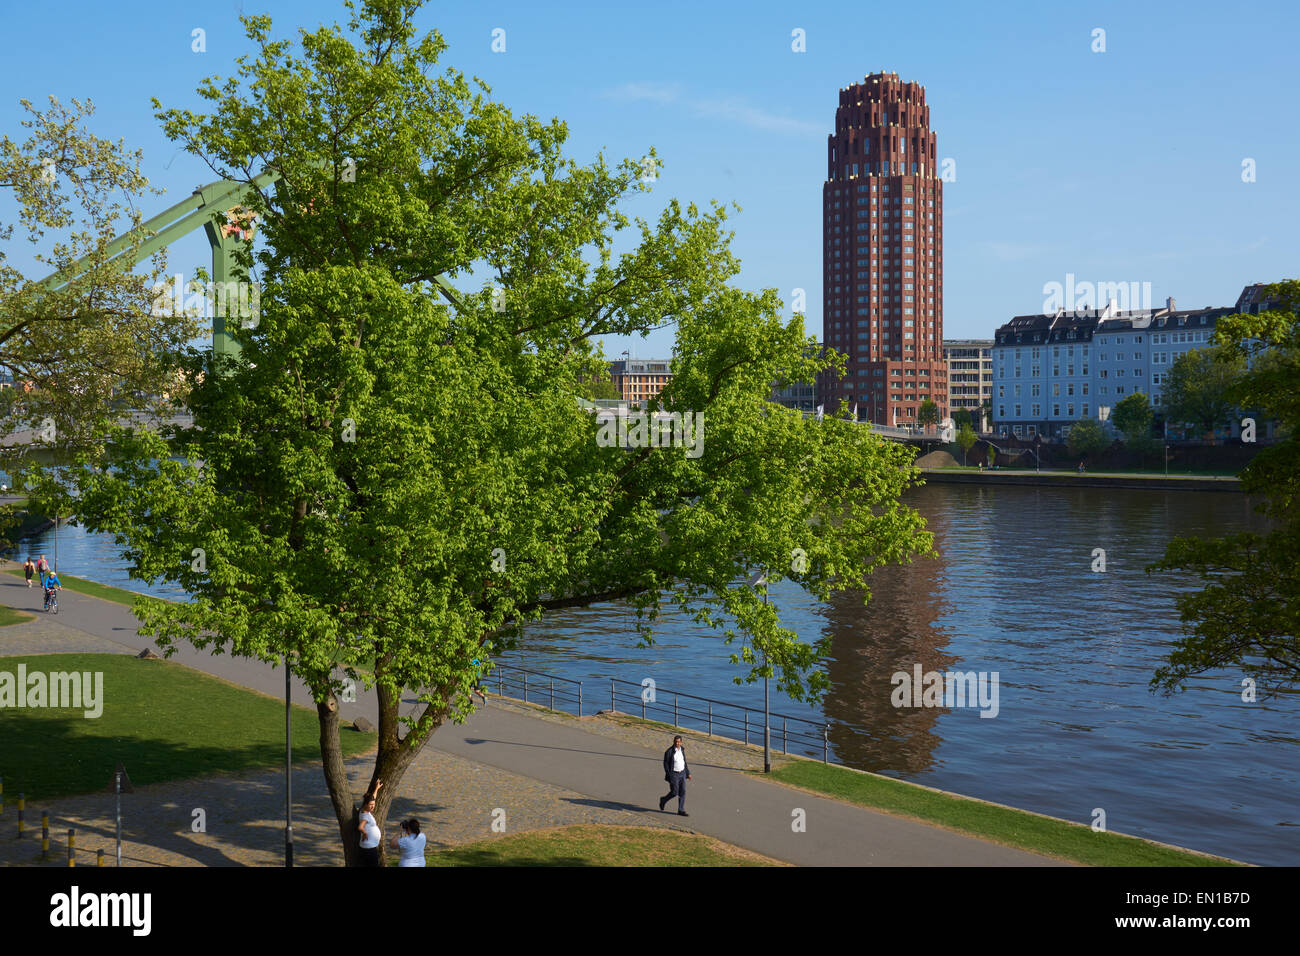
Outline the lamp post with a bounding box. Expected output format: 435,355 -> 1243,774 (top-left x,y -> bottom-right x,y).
749,571 -> 771,773
285,651 -> 293,868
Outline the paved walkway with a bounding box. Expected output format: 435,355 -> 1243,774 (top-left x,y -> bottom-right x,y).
0,567 -> 1062,866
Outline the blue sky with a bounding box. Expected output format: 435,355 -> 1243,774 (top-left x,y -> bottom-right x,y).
3,0 -> 1297,359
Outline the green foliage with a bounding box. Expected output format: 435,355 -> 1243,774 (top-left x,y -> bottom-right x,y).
956,423 -> 977,464
986,443 -> 996,467
952,408 -> 972,431
916,399 -> 939,427
1162,345 -> 1246,437
31,0 -> 934,860
1066,418 -> 1108,458
0,96 -> 196,458
579,376 -> 621,401
1149,279 -> 1300,697
1112,392 -> 1153,447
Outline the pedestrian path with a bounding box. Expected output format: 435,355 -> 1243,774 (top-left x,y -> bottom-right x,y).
0,567 -> 1062,866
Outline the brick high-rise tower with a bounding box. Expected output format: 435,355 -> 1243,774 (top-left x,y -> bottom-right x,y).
820,72 -> 945,425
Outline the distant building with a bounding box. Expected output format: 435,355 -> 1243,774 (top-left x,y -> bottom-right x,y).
943,339 -> 992,430
769,341 -> 822,413
608,358 -> 673,408
819,72 -> 946,426
770,379 -> 817,412
991,286 -> 1266,439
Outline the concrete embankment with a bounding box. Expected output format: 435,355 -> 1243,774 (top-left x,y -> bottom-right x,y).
921,469 -> 1242,492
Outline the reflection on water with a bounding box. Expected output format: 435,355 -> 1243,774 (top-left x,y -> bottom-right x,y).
14,485 -> 1296,864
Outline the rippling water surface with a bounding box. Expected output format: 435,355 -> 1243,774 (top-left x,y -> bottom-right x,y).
21,484 -> 1297,864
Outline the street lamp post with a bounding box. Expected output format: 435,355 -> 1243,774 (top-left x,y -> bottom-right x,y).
749,571 -> 771,773
285,651 -> 293,868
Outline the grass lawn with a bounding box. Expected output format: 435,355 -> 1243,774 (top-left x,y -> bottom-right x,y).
0,604 -> 34,626
769,760 -> 1242,867
0,653 -> 376,801
4,566 -> 161,608
415,824 -> 781,867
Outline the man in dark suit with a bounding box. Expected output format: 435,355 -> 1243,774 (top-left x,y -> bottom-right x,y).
659,734 -> 690,816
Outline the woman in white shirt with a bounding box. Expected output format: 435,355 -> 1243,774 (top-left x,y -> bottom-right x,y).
357,779 -> 382,866
390,818 -> 427,867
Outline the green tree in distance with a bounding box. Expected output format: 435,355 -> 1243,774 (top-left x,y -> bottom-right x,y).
1161,344 -> 1247,440
956,422 -> 977,465
1149,279 -> 1300,697
917,399 -> 939,428
39,0 -> 934,865
579,376 -> 621,401
1066,418 -> 1109,459
1112,392 -> 1156,452
952,407 -> 972,431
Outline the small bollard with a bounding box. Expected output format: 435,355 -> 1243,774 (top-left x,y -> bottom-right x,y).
41,813 -> 49,861
97,848 -> 104,867
67,828 -> 75,867
17,793 -> 24,836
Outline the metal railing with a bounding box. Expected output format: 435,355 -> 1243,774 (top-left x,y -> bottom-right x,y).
490,663 -> 831,763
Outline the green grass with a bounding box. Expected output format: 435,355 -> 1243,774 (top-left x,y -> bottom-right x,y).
769,760 -> 1242,867
0,604 -> 34,627
416,824 -> 780,867
0,653 -> 376,801
4,566 -> 162,608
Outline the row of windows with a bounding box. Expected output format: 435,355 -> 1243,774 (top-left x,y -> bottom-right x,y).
999,403 -> 1091,419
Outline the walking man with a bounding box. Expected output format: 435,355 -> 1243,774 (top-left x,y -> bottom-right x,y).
36,554 -> 48,587
659,734 -> 690,817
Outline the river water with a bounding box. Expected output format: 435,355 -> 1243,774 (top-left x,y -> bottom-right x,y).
17,483 -> 1296,865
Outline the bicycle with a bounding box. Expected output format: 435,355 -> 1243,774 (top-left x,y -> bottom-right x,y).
44,587 -> 58,614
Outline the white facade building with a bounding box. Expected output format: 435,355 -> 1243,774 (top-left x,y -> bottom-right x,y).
991,285 -> 1271,439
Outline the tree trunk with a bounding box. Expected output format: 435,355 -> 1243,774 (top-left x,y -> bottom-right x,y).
316,679 -> 458,866
318,692 -> 364,867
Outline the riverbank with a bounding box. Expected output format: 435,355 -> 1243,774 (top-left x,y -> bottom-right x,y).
921,467 -> 1243,492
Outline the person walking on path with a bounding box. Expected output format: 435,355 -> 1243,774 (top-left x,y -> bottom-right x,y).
659,735 -> 691,817
357,779 -> 383,866
36,555 -> 48,587
390,818 -> 427,867
471,658 -> 487,704
23,558 -> 35,588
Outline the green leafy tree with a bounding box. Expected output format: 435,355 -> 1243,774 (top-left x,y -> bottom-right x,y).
985,443 -> 995,468
579,376 -> 621,401
1066,418 -> 1108,459
1112,392 -> 1154,449
40,0 -> 933,865
1161,345 -> 1247,439
1,96 -> 194,451
1149,279 -> 1300,696
951,408 -> 972,431
917,399 -> 939,428
956,422 -> 977,465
